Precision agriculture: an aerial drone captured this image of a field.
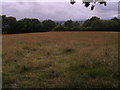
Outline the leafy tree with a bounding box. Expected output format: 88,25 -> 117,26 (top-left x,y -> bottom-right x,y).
91,20 -> 104,30
111,17 -> 119,22
0,15 -> 2,34
102,20 -> 119,31
2,15 -> 120,34
64,20 -> 80,31
74,21 -> 80,26
53,25 -> 65,31
72,26 -> 81,31
64,20 -> 74,27
2,15 -> 17,34
17,18 -> 41,33
90,16 -> 100,21
41,20 -> 56,32
110,17 -> 120,30
82,16 -> 100,28
82,16 -> 120,31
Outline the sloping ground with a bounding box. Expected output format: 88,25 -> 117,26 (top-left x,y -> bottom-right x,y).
2,31 -> 119,88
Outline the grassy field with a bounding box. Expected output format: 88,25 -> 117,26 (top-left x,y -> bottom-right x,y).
2,31 -> 119,88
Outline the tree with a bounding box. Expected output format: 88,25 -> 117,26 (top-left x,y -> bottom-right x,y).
82,16 -> 102,30
91,20 -> 104,30
17,18 -> 41,33
90,16 -> 100,21
82,16 -> 100,28
82,16 -> 120,31
64,20 -> 80,31
41,20 -> 56,32
111,17 -> 120,22
64,20 -> 80,27
53,25 -> 65,31
2,15 -> 17,34
103,20 -> 119,31
0,15 -> 2,34
64,20 -> 74,27
2,15 -> 120,34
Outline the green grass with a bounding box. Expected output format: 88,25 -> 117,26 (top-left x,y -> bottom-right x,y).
2,31 -> 119,88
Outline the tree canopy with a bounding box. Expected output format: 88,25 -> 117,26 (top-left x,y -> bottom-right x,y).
2,15 -> 17,34
1,15 -> 120,34
41,20 -> 56,32
17,18 -> 41,33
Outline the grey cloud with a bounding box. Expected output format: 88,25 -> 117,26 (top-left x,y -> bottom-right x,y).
2,2 -> 118,21
94,2 -> 118,19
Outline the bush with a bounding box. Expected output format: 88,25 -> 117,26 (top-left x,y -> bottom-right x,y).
53,25 -> 65,31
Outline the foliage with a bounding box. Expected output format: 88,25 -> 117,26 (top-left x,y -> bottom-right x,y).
53,25 -> 65,31
82,16 -> 120,31
2,15 -> 17,34
17,18 -> 41,33
41,20 -> 56,32
1,15 -> 120,34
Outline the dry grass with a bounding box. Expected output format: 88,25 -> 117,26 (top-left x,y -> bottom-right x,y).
2,31 -> 119,88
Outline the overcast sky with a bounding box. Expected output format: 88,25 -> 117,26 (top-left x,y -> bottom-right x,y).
1,0 -> 119,21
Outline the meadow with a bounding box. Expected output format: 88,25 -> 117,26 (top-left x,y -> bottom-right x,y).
2,31 -> 119,88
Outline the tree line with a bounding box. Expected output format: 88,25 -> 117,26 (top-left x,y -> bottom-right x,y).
1,15 -> 120,34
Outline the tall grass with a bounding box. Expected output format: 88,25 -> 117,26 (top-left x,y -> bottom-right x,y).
2,32 -> 119,88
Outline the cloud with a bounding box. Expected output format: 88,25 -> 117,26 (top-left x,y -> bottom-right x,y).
2,0 -> 81,2
1,1 -> 118,21
92,2 -> 118,19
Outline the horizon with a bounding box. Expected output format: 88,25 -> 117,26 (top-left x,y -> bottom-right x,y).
1,14 -> 118,22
